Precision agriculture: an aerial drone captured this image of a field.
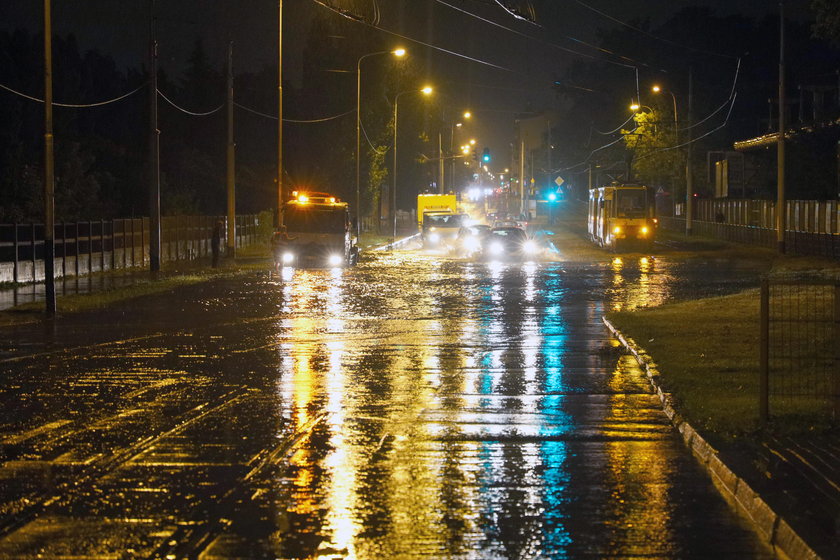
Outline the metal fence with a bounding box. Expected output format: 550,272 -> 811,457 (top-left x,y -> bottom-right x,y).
759,272 -> 840,423
0,215 -> 261,284
660,199 -> 840,259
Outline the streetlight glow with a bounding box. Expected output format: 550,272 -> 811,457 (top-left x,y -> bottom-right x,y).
421,86 -> 433,95
469,138 -> 476,145
630,103 -> 640,111
652,85 -> 661,93
393,48 -> 406,57
463,111 -> 472,119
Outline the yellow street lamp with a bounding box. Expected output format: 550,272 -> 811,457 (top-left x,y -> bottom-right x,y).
356,47 -> 406,235
463,111 -> 472,119
651,84 -> 678,125
393,86 -> 433,237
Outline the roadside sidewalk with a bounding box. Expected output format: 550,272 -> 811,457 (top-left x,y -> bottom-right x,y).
605,318 -> 837,560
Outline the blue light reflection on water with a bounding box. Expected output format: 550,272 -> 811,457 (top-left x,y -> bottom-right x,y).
470,262 -> 574,555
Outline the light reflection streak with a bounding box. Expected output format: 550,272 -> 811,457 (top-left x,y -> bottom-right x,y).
270,254 -> 690,557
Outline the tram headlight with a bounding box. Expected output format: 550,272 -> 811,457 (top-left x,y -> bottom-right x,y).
489,241 -> 504,255
327,254 -> 343,267
282,252 -> 295,264
428,232 -> 441,244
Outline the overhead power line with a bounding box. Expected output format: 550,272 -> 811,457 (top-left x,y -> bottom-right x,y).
157,88 -> 224,116
0,81 -> 146,107
309,0 -> 517,74
571,0 -> 738,60
433,0 -> 642,70
235,101 -> 356,123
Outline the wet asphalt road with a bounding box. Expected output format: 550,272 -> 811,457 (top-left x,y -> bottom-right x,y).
0,246 -> 772,558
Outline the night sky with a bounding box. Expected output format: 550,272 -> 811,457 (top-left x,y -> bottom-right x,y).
0,0 -> 817,169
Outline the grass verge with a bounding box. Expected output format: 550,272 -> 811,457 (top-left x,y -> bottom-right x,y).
607,285 -> 837,441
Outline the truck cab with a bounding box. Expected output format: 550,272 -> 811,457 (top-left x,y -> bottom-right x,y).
422,212 -> 469,248
274,192 -> 358,267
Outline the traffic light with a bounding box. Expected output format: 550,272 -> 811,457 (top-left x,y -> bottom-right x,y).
482,147 -> 491,163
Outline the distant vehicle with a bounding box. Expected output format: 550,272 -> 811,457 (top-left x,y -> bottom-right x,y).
422,212 -> 469,248
493,219 -> 525,230
588,183 -> 657,251
273,191 -> 358,267
417,194 -> 458,228
481,227 -> 539,260
455,224 -> 491,255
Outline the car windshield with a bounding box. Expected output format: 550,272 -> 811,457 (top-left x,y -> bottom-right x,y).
491,228 -> 526,240
615,190 -> 647,219
424,214 -> 465,227
284,207 -> 346,234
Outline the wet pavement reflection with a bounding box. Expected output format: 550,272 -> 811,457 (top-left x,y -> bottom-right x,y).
0,249 -> 771,558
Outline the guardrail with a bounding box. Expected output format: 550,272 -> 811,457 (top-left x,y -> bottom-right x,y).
0,215 -> 261,284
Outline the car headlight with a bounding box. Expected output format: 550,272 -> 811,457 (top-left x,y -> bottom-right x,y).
523,240 -> 538,253
429,233 -> 441,243
282,252 -> 295,264
328,254 -> 343,267
489,241 -> 504,255
463,236 -> 480,252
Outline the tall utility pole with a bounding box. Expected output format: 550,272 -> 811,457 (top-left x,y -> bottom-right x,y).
226,41 -> 236,257
43,0 -> 56,315
777,0 -> 787,253
519,140 -> 525,215
438,132 -> 444,194
685,66 -> 694,236
148,0 -> 161,272
276,0 -> 283,226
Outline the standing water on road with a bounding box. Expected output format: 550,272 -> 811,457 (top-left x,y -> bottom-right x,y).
0,249 -> 771,558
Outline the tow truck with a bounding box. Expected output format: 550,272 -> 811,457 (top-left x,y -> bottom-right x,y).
273,191 -> 359,267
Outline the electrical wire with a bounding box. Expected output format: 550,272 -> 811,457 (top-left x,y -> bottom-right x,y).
235,101 -> 356,123
678,57 -> 741,132
433,0 -> 641,70
285,107 -> 356,123
157,88 -> 224,116
571,0 -> 739,60
359,119 -> 389,153
0,81 -> 146,107
592,113 -> 635,135
491,0 -> 539,26
234,101 -> 278,120
309,0 -> 517,74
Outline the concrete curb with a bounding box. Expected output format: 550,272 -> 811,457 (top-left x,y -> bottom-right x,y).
369,233 -> 420,252
602,317 -> 822,560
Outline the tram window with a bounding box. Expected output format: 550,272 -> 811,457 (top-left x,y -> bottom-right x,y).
615,191 -> 646,218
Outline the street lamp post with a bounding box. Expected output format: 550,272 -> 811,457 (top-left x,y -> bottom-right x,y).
652,85 -> 678,127
393,86 -> 433,238
653,85 -> 680,219
356,48 -> 405,238
446,111 -> 470,195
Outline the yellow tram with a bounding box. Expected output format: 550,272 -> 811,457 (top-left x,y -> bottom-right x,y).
588,184 -> 657,251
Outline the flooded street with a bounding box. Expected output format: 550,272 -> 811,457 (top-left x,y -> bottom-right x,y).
0,248 -> 771,558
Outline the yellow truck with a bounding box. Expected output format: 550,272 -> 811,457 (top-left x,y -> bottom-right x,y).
417,194 -> 457,228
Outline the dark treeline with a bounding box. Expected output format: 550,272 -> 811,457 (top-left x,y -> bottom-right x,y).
0,11 -> 452,224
